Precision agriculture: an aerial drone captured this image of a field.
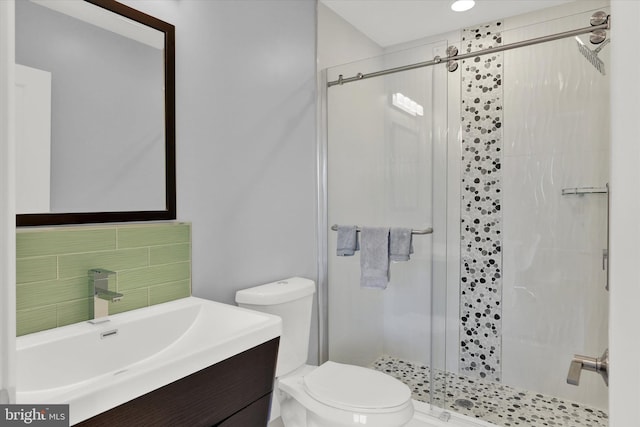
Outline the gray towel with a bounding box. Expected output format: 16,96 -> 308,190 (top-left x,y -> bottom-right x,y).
389,228 -> 413,262
336,225 -> 359,256
359,227 -> 390,289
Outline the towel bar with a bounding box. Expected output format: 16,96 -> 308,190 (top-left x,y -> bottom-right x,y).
330,224 -> 433,235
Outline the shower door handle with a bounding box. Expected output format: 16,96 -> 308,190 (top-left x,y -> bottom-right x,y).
567,349 -> 608,387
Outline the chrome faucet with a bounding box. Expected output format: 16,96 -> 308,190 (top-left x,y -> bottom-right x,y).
88,268 -> 123,324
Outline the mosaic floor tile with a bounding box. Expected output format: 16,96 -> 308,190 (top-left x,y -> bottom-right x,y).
371,355 -> 608,427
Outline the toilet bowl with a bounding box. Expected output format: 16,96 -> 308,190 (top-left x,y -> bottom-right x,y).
235,277 -> 414,427
278,361 -> 413,427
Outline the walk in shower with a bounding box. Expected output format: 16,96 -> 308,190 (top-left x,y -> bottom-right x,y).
320,2 -> 610,426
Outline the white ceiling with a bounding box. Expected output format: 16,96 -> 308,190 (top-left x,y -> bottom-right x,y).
321,0 -> 575,47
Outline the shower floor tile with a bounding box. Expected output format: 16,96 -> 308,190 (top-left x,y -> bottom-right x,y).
371,355 -> 608,427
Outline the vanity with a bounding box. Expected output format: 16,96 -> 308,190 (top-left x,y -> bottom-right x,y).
76,339 -> 279,426
16,297 -> 282,426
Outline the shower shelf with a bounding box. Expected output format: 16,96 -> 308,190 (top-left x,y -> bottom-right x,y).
330,224 -> 433,235
561,186 -> 608,195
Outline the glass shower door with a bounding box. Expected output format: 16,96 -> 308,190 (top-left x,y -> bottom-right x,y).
443,7 -> 610,426
324,40 -> 449,411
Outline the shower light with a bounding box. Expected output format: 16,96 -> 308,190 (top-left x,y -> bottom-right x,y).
392,93 -> 424,117
451,0 -> 475,12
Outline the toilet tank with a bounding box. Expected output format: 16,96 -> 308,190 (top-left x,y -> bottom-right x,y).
235,277 -> 315,377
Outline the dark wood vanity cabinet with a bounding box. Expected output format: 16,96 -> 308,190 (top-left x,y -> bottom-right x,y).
77,338 -> 279,427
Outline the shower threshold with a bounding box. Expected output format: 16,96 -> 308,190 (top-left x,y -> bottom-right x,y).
371,355 -> 608,427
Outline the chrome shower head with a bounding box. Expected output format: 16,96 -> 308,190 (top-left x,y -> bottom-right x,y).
576,36 -> 610,76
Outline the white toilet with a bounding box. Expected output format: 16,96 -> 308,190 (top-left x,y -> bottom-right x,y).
235,277 -> 414,427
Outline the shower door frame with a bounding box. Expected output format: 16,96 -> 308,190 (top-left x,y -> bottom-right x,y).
317,40 -> 452,416
316,67 -> 329,365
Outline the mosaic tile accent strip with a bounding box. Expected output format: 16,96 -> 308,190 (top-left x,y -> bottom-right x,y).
460,21 -> 504,381
16,222 -> 191,336
371,355 -> 608,427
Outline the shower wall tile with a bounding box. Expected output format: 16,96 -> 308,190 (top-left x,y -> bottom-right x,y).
459,21 -> 504,381
502,154 -> 607,255
16,222 -> 192,336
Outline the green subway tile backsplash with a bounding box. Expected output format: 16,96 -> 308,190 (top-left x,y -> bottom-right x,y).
17,305 -> 57,336
150,243 -> 190,265
118,262 -> 191,291
16,256 -> 57,284
108,288 -> 149,316
16,222 -> 191,336
118,223 -> 190,248
58,248 -> 148,279
57,298 -> 93,327
17,228 -> 116,258
17,276 -> 91,311
150,280 -> 191,306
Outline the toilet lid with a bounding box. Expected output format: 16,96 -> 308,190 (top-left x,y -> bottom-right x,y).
303,361 -> 411,411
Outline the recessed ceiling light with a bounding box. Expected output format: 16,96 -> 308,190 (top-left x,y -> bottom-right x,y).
451,0 -> 476,12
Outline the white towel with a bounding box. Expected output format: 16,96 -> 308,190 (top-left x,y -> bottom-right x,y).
359,227 -> 390,289
389,228 -> 413,262
336,225 -> 359,256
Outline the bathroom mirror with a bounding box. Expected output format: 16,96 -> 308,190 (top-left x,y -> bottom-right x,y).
15,0 -> 175,226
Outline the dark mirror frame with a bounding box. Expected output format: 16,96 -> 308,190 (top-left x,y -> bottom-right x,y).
17,0 -> 176,227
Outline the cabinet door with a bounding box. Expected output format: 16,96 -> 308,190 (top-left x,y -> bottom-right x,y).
217,394 -> 272,427
77,338 -> 279,427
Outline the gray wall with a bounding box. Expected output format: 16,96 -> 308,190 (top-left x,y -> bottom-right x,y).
120,0 -> 319,361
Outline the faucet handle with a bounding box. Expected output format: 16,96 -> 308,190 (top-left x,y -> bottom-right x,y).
567,358 -> 585,385
567,349 -> 609,386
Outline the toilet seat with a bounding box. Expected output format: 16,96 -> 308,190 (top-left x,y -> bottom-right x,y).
278,362 -> 414,427
303,361 -> 411,412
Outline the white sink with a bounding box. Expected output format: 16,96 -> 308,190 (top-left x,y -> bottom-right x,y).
16,296 -> 282,425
